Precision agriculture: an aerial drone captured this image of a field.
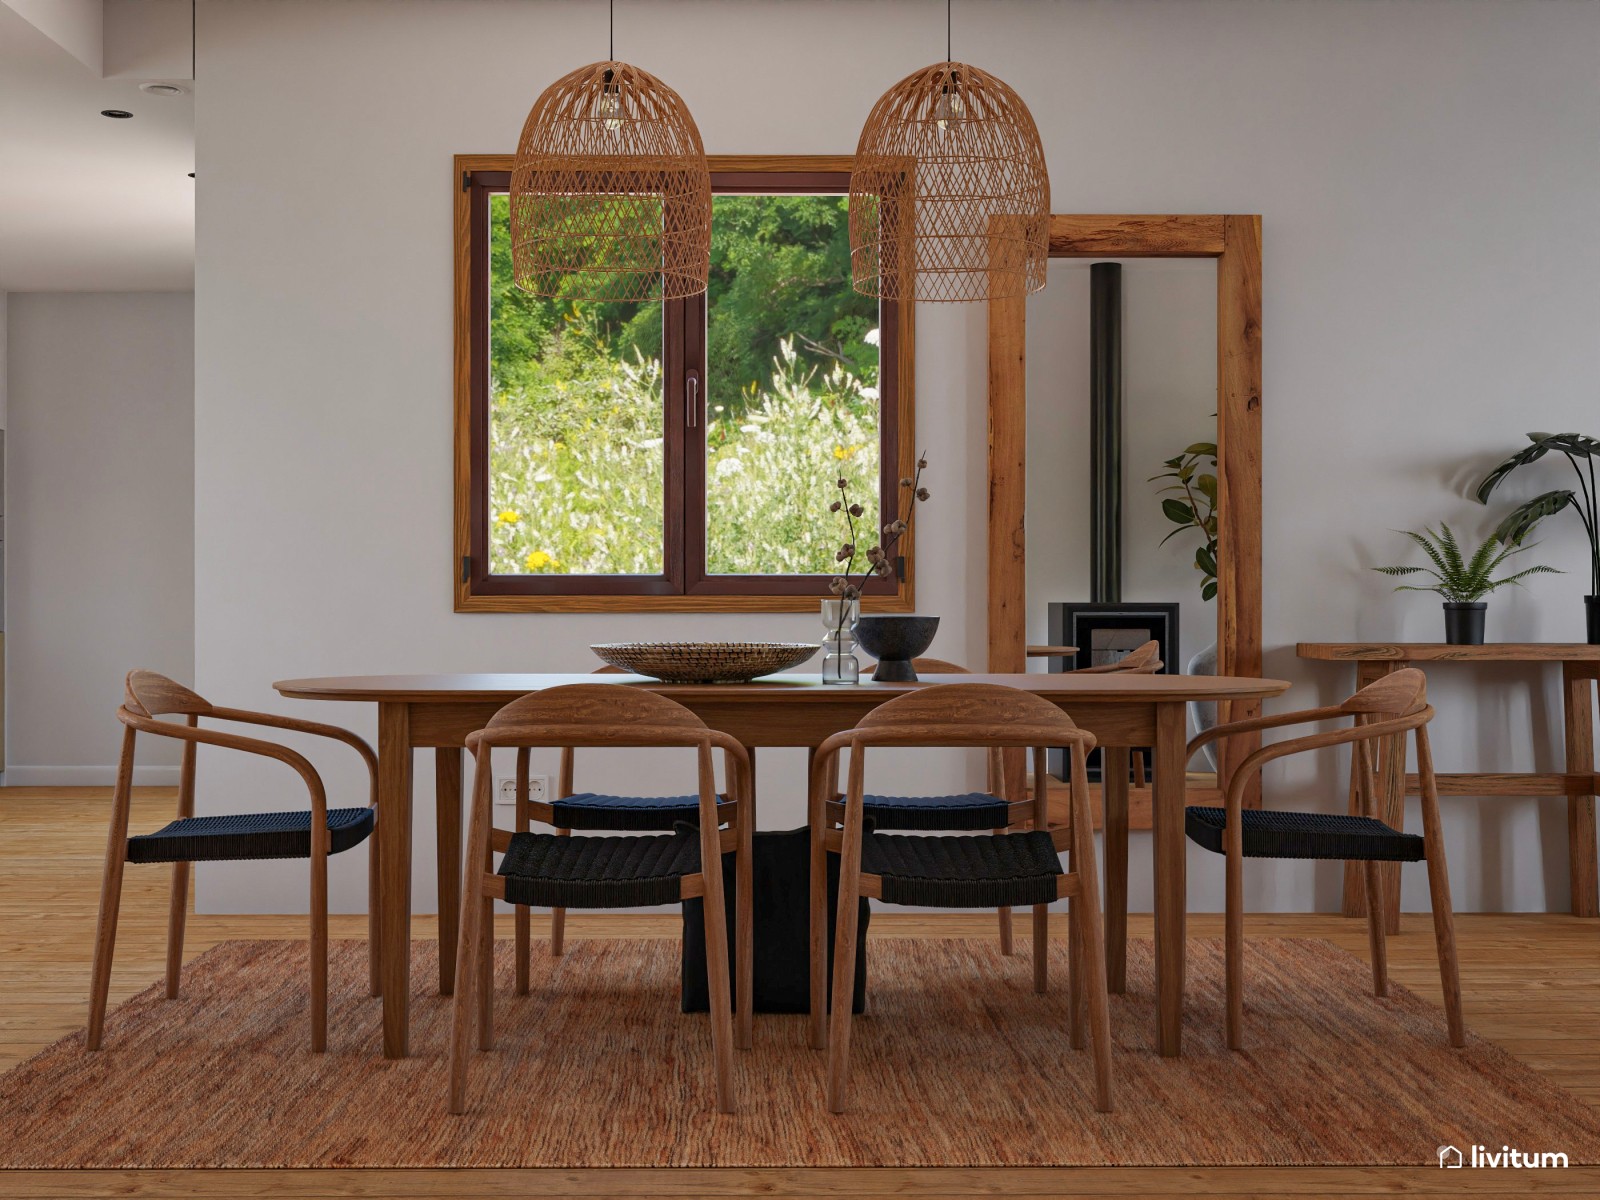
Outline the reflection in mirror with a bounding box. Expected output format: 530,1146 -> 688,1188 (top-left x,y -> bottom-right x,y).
1024,258 -> 1218,677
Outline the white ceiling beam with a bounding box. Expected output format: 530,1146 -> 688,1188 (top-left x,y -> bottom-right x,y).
0,0 -> 102,75
104,0 -> 193,81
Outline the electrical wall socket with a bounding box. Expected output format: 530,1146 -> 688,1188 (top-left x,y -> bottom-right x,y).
494,775 -> 549,806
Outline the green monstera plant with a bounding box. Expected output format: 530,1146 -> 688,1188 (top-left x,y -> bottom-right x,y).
1476,432 -> 1600,598
1151,441 -> 1218,601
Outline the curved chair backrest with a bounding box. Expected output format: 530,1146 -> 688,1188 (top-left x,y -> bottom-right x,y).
851,682 -> 1090,749
1073,640 -> 1162,675
910,657 -> 968,674
487,682 -> 705,732
124,670 -> 212,719
1342,667 -> 1428,718
859,656 -> 969,674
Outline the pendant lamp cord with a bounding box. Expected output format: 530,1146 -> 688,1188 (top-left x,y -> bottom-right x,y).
609,0 -> 614,61
946,0 -> 951,62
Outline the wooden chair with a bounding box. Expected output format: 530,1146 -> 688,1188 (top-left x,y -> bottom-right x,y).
1184,668 -> 1464,1050
532,664 -> 738,966
1073,639 -> 1162,677
449,684 -> 752,1115
886,655 -> 969,674
845,657 -> 1036,956
808,683 -> 1113,1113
90,670 -> 378,1053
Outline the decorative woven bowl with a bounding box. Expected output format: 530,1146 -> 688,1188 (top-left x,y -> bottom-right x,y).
589,641 -> 818,684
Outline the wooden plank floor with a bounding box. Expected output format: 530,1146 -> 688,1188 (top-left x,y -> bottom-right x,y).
3,787 -> 1598,1198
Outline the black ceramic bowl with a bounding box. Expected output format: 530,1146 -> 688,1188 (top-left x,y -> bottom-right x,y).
854,614 -> 940,682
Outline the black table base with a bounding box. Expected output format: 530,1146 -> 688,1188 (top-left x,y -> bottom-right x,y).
682,826 -> 869,1014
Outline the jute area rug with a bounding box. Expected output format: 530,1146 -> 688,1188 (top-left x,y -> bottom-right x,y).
3,936 -> 1597,1169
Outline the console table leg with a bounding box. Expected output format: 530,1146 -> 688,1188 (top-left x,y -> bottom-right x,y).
1564,663 -> 1598,918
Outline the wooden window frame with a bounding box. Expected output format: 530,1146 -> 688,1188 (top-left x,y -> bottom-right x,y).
453,154 -> 916,613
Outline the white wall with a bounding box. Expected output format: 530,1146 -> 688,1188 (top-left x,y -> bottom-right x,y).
6,292 -> 194,783
194,0 -> 1600,916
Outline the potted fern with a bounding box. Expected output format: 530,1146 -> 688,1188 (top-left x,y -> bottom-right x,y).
1475,432 -> 1600,644
1375,524 -> 1558,644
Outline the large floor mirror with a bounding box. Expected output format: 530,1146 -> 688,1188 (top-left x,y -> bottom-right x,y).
988,215 -> 1263,825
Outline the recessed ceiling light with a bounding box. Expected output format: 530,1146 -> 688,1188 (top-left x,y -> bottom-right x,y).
100,109 -> 133,119
139,82 -> 188,97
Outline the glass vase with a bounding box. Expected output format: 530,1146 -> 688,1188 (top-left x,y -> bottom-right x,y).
820,598 -> 861,685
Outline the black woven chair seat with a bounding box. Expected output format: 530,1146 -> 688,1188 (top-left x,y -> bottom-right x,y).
549,792 -> 729,831
125,807 -> 375,864
861,830 -> 1062,908
498,830 -> 703,909
860,791 -> 1010,831
1185,806 -> 1425,862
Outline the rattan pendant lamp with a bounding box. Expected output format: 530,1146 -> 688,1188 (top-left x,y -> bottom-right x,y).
850,0 -> 1049,303
510,0 -> 711,301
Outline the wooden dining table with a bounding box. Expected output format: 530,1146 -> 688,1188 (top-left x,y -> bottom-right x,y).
274,670 -> 1289,1060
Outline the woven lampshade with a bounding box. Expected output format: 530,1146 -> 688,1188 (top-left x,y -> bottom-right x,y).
510,60 -> 711,301
850,61 -> 1049,303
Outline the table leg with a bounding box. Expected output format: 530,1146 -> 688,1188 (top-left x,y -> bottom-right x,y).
1152,702 -> 1187,1057
1564,663 -> 1598,918
1101,745 -> 1130,995
378,702 -> 413,1059
435,747 -> 463,995
736,745 -> 756,1050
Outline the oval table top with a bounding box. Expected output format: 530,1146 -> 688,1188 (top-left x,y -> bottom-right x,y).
275,671 -> 1291,705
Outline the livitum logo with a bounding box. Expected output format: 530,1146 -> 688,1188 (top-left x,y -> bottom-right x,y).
1437,1143 -> 1570,1169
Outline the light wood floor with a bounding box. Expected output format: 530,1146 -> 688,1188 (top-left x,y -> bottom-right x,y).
3,787 -> 1598,1198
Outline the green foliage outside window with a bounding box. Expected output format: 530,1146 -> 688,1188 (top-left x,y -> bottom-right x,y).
486,193 -> 882,577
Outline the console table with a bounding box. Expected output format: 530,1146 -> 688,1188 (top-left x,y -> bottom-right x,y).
1297,643 -> 1600,926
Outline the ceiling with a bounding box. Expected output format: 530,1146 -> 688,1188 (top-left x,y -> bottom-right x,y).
0,0 -> 195,291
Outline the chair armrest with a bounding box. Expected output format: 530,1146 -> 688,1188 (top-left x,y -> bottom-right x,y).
1187,703 -> 1351,766
207,706 -> 377,808
1218,707 -> 1433,814
118,706 -> 328,819
809,731 -> 856,805
703,732 -> 752,813
704,730 -> 752,774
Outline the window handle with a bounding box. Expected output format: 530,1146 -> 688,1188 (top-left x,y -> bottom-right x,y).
686,371 -> 700,428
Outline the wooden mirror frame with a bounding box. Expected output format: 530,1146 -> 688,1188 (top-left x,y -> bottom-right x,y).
987,214 -> 1262,796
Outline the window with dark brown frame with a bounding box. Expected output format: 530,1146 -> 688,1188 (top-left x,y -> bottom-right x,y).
453,155 -> 914,613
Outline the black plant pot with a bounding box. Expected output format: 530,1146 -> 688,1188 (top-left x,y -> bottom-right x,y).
853,615 -> 940,682
1587,595 -> 1600,646
1443,602 -> 1486,646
